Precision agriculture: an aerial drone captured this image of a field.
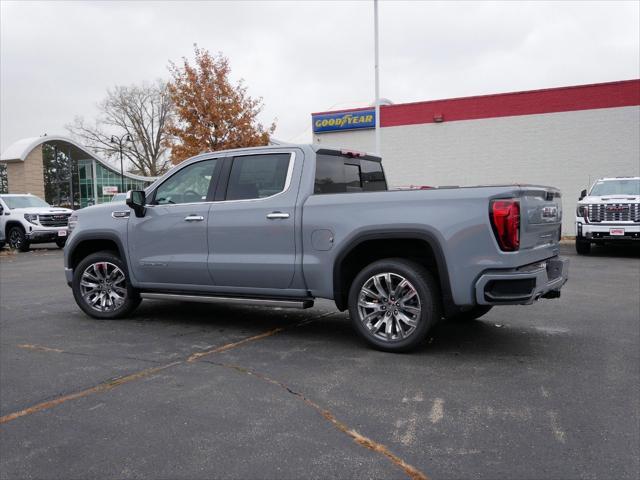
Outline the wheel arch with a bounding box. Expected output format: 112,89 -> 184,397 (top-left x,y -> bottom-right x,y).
5,220 -> 25,237
332,229 -> 453,313
68,232 -> 130,274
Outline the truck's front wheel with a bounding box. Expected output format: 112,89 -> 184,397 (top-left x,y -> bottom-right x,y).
348,258 -> 440,352
72,251 -> 141,319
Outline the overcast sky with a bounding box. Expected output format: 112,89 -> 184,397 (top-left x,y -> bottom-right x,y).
1,0 -> 638,152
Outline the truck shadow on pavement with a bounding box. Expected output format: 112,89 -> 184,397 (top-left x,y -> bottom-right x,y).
423,319 -> 558,358
128,300 -> 557,359
132,300 -> 322,330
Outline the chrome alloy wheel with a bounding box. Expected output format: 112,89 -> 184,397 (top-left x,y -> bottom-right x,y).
80,262 -> 127,312
357,273 -> 421,341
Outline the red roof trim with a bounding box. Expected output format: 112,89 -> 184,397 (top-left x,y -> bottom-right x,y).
312,79 -> 640,127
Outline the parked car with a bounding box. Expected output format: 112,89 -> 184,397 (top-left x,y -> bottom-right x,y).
575,177 -> 640,254
63,145 -> 568,352
0,194 -> 73,251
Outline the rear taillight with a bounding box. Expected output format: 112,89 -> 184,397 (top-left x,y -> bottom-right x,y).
490,199 -> 520,251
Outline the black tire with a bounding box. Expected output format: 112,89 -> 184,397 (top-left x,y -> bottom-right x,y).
8,226 -> 29,252
72,251 -> 141,319
55,238 -> 67,248
348,258 -> 440,352
575,237 -> 591,255
448,305 -> 493,322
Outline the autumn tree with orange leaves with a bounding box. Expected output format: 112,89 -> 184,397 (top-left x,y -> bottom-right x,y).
167,46 -> 276,164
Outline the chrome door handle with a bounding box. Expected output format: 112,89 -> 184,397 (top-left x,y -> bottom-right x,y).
184,215 -> 205,222
266,212 -> 290,219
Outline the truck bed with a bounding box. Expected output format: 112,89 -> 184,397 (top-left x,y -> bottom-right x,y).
302,184 -> 562,306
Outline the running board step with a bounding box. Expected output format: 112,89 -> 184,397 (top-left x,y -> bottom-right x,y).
140,292 -> 314,309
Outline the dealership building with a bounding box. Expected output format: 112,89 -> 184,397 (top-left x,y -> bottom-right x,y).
0,135 -> 156,208
312,79 -> 640,235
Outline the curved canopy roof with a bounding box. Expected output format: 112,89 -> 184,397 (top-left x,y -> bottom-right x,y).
0,135 -> 157,182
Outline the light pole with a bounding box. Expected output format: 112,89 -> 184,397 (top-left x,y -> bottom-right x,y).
68,146 -> 74,209
110,134 -> 132,193
373,0 -> 381,156
53,144 -> 59,205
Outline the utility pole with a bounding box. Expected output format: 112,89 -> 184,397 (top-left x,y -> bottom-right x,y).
110,134 -> 132,193
374,0 -> 381,156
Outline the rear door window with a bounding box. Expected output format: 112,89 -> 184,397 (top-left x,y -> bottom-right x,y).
225,153 -> 291,201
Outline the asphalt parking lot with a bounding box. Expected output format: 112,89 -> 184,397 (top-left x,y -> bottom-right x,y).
0,244 -> 638,480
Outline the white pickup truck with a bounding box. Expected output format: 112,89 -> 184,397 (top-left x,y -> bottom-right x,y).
575,177 -> 640,254
0,194 -> 73,251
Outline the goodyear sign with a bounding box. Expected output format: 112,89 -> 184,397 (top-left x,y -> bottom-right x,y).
312,109 -> 376,133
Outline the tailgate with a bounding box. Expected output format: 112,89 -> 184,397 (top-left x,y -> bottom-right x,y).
519,187 -> 562,250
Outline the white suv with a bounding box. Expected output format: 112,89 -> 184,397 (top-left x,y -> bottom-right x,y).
0,194 -> 73,251
575,177 -> 640,254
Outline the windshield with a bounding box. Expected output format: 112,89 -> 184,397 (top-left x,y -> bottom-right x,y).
111,193 -> 127,202
1,195 -> 50,209
590,179 -> 640,196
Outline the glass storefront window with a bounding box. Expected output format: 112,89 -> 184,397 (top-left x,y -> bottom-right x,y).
6,142 -> 156,209
53,156 -> 154,208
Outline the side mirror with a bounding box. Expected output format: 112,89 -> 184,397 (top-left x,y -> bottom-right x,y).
126,190 -> 146,218
579,189 -> 587,201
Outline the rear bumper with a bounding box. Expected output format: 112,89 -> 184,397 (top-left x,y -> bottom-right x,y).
475,256 -> 569,305
576,222 -> 640,241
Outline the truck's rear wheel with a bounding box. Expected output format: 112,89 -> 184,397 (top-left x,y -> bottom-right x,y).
575,237 -> 591,255
8,226 -> 29,252
348,258 -> 440,352
72,251 -> 141,319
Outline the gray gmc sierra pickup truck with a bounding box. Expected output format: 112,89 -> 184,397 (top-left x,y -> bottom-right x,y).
64,144 -> 568,351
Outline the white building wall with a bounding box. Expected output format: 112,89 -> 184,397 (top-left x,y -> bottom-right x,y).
314,106 -> 640,235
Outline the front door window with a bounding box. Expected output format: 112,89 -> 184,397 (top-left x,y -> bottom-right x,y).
154,159 -> 218,205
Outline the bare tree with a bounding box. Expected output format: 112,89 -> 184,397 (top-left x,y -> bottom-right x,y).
67,80 -> 173,177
